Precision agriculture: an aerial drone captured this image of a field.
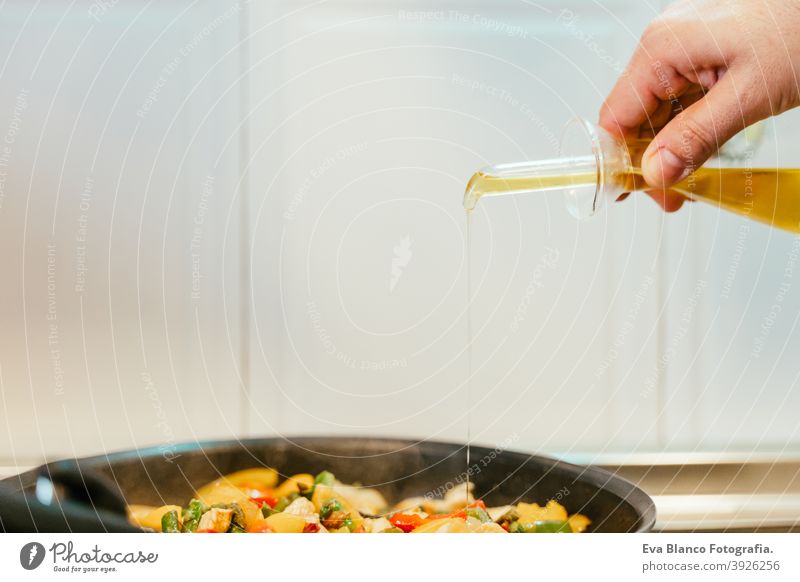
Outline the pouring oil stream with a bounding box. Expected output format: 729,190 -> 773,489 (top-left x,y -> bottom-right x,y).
465,211 -> 473,503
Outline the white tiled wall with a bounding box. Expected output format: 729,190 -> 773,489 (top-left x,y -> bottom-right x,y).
2,0 -> 800,465
0,0 -> 246,463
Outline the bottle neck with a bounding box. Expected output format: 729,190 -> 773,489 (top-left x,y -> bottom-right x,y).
462,118 -> 639,219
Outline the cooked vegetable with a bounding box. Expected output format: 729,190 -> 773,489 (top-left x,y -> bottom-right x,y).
510,520 -> 572,533
531,520 -> 572,533
129,468 -> 590,534
516,500 -> 568,523
412,517 -> 469,533
311,483 -> 364,532
365,516 -> 393,533
273,492 -> 299,512
465,506 -> 492,523
129,504 -> 183,532
195,468 -> 278,500
264,512 -> 307,533
568,513 -> 592,533
197,507 -> 233,533
320,499 -> 343,521
314,470 -> 335,487
215,503 -> 247,533
389,513 -> 425,533
181,499 -> 208,533
196,483 -> 260,527
273,474 -> 314,499
261,504 -> 279,518
160,510 -> 181,533
250,496 -> 278,508
246,518 -> 274,533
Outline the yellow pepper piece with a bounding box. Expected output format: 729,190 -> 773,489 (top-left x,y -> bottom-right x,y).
273,473 -> 314,499
474,522 -> 506,533
197,467 -> 278,496
264,512 -> 307,533
516,499 -> 568,523
412,518 -> 469,533
128,504 -> 182,532
568,513 -> 592,533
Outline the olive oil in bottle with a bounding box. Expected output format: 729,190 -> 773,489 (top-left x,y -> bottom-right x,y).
464,118 -> 800,234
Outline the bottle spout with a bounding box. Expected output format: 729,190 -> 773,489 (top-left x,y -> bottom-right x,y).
462,118 -> 634,219
463,156 -> 599,213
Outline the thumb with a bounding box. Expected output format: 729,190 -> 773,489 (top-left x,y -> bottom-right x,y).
641,74 -> 753,188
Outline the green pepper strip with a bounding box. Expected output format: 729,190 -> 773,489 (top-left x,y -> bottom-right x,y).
314,471 -> 335,487
181,499 -> 207,533
511,520 -> 572,533
465,507 -> 492,523
161,510 -> 180,533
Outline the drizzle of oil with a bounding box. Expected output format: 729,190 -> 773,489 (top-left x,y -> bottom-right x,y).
465,210 -> 473,503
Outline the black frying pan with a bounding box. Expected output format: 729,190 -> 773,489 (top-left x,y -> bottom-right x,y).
0,437 -> 655,532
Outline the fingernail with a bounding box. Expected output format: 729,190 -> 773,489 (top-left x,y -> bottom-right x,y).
644,146 -> 690,186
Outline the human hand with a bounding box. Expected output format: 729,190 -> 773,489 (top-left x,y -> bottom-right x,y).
599,0 -> 800,211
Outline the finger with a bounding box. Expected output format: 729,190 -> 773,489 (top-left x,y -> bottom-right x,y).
599,9 -> 730,139
695,67 -> 720,90
640,72 -> 762,187
644,99 -> 675,133
640,89 -> 705,138
675,88 -> 704,112
599,57 -> 691,139
598,15 -> 719,139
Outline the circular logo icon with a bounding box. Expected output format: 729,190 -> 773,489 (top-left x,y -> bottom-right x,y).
19,542 -> 45,570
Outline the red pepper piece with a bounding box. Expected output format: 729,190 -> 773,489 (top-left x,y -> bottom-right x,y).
389,513 -> 424,532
